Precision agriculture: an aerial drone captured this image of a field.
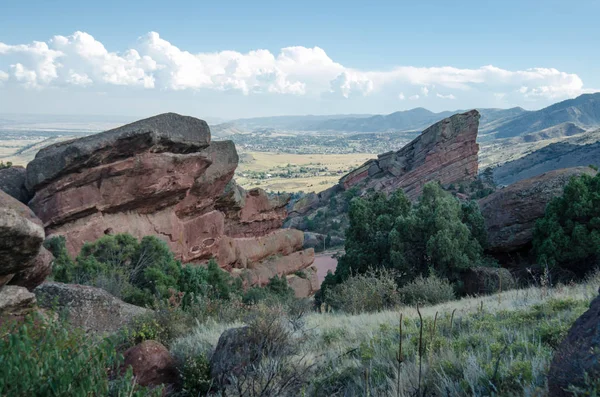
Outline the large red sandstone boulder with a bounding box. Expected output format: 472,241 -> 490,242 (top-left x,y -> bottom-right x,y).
123,340 -> 179,388
25,113 -> 316,296
0,190 -> 45,286
548,290 -> 600,396
478,167 -> 597,253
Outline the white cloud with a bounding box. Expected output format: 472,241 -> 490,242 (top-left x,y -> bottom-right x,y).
409,94 -> 420,100
398,92 -> 405,100
0,70 -> 8,83
0,31 -> 591,105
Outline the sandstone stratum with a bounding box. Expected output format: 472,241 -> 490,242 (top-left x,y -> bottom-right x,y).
22,113 -> 317,297
286,110 -> 481,225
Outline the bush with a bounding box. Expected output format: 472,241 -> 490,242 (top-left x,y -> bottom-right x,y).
324,269 -> 400,314
398,274 -> 455,306
179,353 -> 212,396
0,160 -> 12,169
0,314 -> 160,397
326,183 -> 486,299
533,172 -> 600,275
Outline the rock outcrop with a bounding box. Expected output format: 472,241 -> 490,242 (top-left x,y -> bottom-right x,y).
0,166 -> 30,203
9,247 -> 53,291
478,167 -> 597,253
0,190 -> 50,289
34,282 -> 148,333
286,110 -> 480,226
123,340 -> 179,388
548,289 -> 600,396
340,110 -> 480,199
0,286 -> 37,318
25,113 -> 315,296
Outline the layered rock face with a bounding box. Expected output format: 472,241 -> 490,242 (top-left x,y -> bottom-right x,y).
25,113 -> 316,296
340,110 -> 480,199
287,110 -> 480,225
478,167 -> 597,253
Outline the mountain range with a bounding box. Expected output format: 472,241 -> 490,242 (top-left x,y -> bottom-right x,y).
216,92 -> 600,140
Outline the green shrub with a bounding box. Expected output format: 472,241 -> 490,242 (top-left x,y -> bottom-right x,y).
398,274 -> 455,306
533,172 -> 600,275
179,353 -> 212,395
324,269 -> 400,314
0,315 -> 160,397
327,183 -> 486,299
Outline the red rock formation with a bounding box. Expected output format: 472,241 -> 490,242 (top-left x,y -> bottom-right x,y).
478,167 -> 597,253
286,110 -> 480,228
340,110 -> 480,199
25,113 -> 315,296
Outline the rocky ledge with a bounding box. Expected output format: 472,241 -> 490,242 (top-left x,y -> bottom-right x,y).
23,113 -> 316,296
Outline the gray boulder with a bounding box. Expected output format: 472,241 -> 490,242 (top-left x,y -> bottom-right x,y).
0,190 -> 44,279
9,247 -> 54,291
548,290 -> 600,396
0,285 -> 37,317
34,282 -> 148,333
26,112 -> 211,191
0,166 -> 31,203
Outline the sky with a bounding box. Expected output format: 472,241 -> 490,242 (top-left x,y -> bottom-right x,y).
1,0 -> 599,120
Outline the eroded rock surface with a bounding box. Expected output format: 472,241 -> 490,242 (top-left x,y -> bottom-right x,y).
34,282 -> 148,333
478,167 -> 597,253
0,166 -> 30,203
25,113 -> 315,295
0,190 -> 45,286
548,290 -> 600,396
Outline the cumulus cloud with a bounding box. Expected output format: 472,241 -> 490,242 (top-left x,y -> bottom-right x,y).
0,31 -> 592,104
398,92 -> 405,100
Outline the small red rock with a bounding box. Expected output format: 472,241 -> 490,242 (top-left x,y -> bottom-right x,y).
123,340 -> 179,388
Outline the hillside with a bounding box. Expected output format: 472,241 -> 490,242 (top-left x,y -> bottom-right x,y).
489,92 -> 600,138
493,135 -> 600,185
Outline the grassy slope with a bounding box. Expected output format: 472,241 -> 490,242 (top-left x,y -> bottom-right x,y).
173,274 -> 600,396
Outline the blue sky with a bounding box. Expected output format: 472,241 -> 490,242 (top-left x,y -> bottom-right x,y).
1,0 -> 599,119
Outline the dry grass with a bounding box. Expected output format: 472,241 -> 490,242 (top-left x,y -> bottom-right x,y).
173,272 -> 600,396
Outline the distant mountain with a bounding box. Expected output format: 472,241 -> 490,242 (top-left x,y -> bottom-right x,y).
489,93 -> 600,138
493,131 -> 600,185
220,93 -> 600,139
231,114 -> 373,131
227,107 -> 528,134
307,107 -> 455,132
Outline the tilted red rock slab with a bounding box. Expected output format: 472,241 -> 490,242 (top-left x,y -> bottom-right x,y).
25,113 -> 315,296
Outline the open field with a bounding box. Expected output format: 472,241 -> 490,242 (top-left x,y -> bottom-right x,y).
235,151 -> 376,193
